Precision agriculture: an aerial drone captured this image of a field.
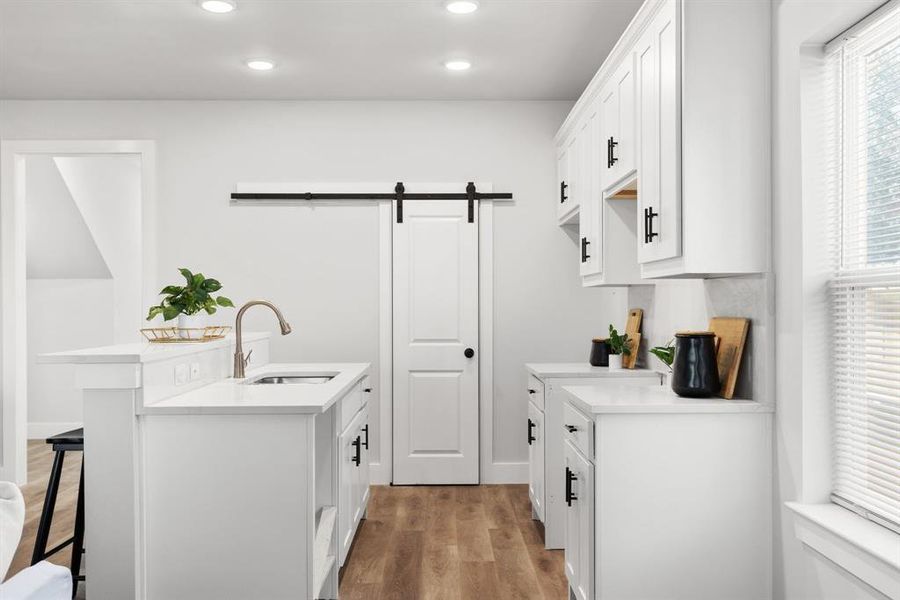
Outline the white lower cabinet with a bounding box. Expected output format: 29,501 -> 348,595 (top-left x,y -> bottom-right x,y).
527,400 -> 546,521
525,367 -> 661,550
338,383 -> 371,567
564,439 -> 594,600
561,393 -> 773,600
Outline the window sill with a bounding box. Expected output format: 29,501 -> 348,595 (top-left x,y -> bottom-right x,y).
786,502 -> 900,599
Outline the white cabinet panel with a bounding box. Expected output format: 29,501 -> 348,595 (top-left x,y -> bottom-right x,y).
558,133 -> 580,222
527,401 -> 545,522
564,440 -> 594,600
600,53 -> 637,192
636,0 -> 681,265
579,104 -> 602,277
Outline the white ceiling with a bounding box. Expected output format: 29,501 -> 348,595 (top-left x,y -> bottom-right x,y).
0,0 -> 643,100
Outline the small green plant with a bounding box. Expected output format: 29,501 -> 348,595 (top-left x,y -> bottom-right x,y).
650,339 -> 675,371
607,324 -> 632,356
147,268 -> 234,322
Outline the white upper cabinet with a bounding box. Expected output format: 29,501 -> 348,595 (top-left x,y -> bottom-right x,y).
557,131 -> 580,224
579,104 -> 602,277
600,53 -> 637,193
636,0 -> 680,264
555,0 -> 770,278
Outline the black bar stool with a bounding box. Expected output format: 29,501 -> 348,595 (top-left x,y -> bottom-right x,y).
31,427 -> 85,598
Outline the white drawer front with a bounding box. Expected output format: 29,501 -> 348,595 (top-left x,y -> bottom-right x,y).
562,402 -> 593,461
527,374 -> 545,411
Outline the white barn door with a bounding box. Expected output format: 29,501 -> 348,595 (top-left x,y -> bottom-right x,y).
392,199 -> 479,484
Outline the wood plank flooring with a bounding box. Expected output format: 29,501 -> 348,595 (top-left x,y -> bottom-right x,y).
340,485 -> 568,600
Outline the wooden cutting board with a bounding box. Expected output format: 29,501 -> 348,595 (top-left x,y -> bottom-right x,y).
623,309 -> 643,369
708,317 -> 749,399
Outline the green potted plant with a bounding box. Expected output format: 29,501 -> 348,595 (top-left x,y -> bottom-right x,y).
650,339 -> 675,373
606,324 -> 631,370
147,268 -> 234,336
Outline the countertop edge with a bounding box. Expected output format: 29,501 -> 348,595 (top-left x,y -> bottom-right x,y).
562,384 -> 775,415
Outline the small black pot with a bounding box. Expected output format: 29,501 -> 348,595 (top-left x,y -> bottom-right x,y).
589,338 -> 610,367
672,332 -> 720,397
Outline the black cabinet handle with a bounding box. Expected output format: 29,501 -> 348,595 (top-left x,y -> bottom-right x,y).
564,424 -> 578,433
560,181 -> 568,204
352,436 -> 361,466
528,388 -> 536,395
527,418 -> 536,445
644,207 -> 659,244
364,388 -> 372,393
581,237 -> 591,263
565,467 -> 579,506
607,137 -> 619,168
362,425 -> 369,450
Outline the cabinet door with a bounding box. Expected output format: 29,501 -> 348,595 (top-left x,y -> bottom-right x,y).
636,0 -> 681,264
527,401 -> 546,521
559,131 -> 580,220
613,53 -> 636,181
579,107 -> 601,277
356,407 -> 371,522
338,422 -> 357,565
599,77 -> 619,191
564,441 -> 594,600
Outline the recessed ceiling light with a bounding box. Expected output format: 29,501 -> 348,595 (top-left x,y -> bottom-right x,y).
444,60 -> 472,71
246,59 -> 275,71
199,0 -> 236,13
445,1 -> 479,14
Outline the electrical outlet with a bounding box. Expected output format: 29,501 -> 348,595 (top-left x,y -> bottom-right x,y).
175,363 -> 189,386
189,362 -> 200,381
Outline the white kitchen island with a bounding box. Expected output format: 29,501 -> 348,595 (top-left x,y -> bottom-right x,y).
39,334 -> 371,600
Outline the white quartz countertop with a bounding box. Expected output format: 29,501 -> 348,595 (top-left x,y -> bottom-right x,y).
37,332 -> 271,364
563,383 -> 774,414
526,363 -> 662,380
141,362 -> 370,415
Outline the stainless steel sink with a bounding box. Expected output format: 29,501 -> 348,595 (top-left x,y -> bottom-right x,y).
249,375 -> 335,385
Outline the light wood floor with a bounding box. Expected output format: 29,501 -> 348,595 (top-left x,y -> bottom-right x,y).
10,447 -> 565,599
339,485 -> 568,600
8,440 -> 84,592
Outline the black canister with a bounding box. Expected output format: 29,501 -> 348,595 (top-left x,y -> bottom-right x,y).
672,331 -> 720,397
589,338 -> 610,367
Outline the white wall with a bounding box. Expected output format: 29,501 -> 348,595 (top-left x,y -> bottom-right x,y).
0,100 -> 625,479
773,1 -> 890,599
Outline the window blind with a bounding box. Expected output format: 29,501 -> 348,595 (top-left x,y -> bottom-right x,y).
826,2 -> 900,533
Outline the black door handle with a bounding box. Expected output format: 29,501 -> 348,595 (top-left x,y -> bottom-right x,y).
527,418 -> 536,445
528,389 -> 536,395
464,348 -> 475,358
362,425 -> 369,450
565,467 -> 578,506
564,424 -> 578,433
352,436 -> 361,466
581,237 -> 591,263
647,207 -> 659,242
560,181 -> 568,203
608,136 -> 618,168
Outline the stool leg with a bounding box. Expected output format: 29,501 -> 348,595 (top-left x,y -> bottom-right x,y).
32,450 -> 65,565
70,461 -> 85,598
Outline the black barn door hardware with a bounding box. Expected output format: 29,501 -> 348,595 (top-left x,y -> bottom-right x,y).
581,237 -> 591,263
527,418 -> 536,445
230,182 -> 512,225
565,467 -> 578,506
560,181 -> 568,203
395,181 -> 405,223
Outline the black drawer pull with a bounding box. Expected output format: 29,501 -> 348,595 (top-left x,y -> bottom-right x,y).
565,467 -> 579,506
528,388 -> 537,395
352,436 -> 361,466
527,418 -> 536,445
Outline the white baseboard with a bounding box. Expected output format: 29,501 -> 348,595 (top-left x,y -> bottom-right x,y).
369,461 -> 527,485
369,461 -> 391,485
28,422 -> 82,439
482,461 -> 528,484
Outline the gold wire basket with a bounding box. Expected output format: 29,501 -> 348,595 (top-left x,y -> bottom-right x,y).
141,325 -> 232,343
